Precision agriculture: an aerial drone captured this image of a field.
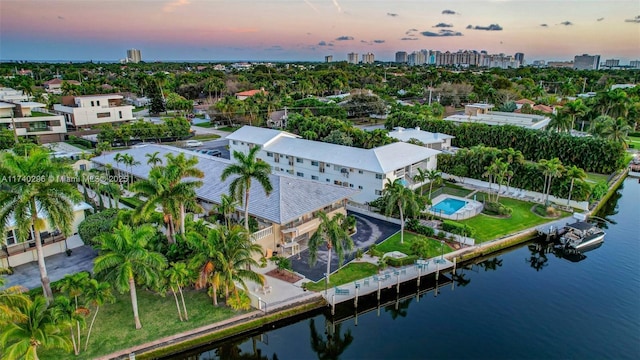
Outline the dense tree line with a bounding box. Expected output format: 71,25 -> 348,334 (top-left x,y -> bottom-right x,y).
96,118 -> 191,146
385,113 -> 625,174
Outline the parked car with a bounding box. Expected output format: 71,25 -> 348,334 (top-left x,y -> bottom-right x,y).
184,140 -> 203,147
205,150 -> 222,157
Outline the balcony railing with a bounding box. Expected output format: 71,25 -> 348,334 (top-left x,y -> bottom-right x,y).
250,226 -> 273,243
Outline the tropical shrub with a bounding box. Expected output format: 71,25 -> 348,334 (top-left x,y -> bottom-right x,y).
386,255 -> 418,267
227,290 -> 252,311
77,209 -> 118,245
483,201 -> 512,216
406,218 -> 435,237
442,220 -> 475,237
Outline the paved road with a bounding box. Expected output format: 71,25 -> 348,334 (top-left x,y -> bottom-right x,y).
291,211 -> 400,282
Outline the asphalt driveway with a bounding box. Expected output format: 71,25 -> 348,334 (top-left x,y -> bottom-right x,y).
290,211 -> 400,282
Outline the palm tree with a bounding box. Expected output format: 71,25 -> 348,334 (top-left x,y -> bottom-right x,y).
93,223 -> 167,329
187,225 -> 265,305
547,111 -> 572,133
539,158 -> 565,205
425,169 -> 442,199
382,179 -> 420,244
52,295 -> 88,355
0,149 -> 83,302
0,269 -> 31,327
561,99 -> 589,132
131,166 -> 180,243
83,279 -> 114,352
308,212 -> 354,285
54,272 -> 90,349
121,153 -> 140,189
221,146 -> 273,231
165,262 -> 193,322
0,296 -> 72,360
602,117 -> 632,149
565,165 -> 587,205
217,194 -> 239,227
100,182 -> 122,209
412,168 -> 427,196
145,151 -> 163,168
165,153 -> 204,234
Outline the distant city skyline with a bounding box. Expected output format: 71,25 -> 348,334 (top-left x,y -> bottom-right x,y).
1,0 -> 639,63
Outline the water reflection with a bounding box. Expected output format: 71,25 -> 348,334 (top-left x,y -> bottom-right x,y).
309,318 -> 353,360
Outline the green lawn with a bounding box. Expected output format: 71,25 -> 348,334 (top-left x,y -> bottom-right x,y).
586,172 -> 610,184
374,232 -> 453,258
41,288 -> 239,360
192,121 -> 214,128
459,197 -> 569,242
132,106 -> 147,113
305,262 -> 378,292
191,134 -> 221,141
217,126 -> 241,132
628,136 -> 640,150
29,111 -> 53,117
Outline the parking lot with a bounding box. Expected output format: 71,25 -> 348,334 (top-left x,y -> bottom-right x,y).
186,139 -> 230,159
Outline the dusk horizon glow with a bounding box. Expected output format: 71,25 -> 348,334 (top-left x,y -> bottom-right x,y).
1,0 -> 639,63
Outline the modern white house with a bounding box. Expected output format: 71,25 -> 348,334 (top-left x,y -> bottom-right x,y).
91,145 -> 358,257
43,79 -> 81,94
1,202 -> 93,268
387,127 -> 454,151
53,94 -> 135,129
0,87 -> 31,102
227,126 -> 441,203
0,100 -> 67,143
444,103 -> 551,130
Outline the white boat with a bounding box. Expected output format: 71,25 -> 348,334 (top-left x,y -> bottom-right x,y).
559,221 -> 605,251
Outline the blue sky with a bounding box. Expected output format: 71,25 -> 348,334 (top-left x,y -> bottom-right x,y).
1,0 -> 639,62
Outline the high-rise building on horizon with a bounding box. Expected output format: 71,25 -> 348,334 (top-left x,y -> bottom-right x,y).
574,54 -> 600,70
325,55 -> 333,63
362,53 -> 375,64
395,51 -> 408,63
347,52 -> 359,64
604,59 -> 619,68
514,52 -> 525,66
630,60 -> 640,69
126,49 -> 142,63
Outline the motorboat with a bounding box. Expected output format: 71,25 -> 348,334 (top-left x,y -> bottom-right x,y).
558,221 -> 605,251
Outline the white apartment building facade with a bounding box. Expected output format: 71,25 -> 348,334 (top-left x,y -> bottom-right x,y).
227,126 -> 441,203
53,94 -> 135,129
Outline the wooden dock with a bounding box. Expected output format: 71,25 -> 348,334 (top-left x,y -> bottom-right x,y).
321,257 -> 455,311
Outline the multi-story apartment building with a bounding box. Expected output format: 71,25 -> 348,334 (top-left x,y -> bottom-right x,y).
573,54 -> 600,70
630,60 -> 640,69
227,126 -> 440,204
53,94 -> 135,129
325,55 -> 333,63
347,53 -> 359,64
126,49 -> 142,63
362,53 -> 375,64
395,51 -> 408,63
0,88 -> 67,143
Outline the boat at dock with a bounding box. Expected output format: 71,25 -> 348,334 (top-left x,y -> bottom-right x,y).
557,221 -> 605,251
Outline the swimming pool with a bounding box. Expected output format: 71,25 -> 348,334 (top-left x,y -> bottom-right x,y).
431,197 -> 467,215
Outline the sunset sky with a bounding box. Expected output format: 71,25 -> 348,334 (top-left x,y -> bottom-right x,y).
1,0 -> 639,63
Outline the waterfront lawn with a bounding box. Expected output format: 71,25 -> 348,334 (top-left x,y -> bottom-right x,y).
586,172 -> 610,184
459,197 -> 568,242
41,287 -> 239,360
628,136 -> 640,149
305,262 -> 378,292
375,232 -> 453,258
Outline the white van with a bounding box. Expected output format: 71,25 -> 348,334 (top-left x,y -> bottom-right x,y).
184,140 -> 203,147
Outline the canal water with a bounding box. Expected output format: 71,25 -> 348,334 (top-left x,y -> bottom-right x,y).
170,178 -> 640,359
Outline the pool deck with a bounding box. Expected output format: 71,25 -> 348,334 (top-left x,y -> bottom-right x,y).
426,194 -> 483,220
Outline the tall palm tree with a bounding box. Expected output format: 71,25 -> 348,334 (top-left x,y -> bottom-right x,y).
0,149 -> 83,302
602,116 -> 632,149
217,194 -> 239,227
221,146 -> 273,231
547,111 -> 572,133
187,225 -> 264,306
539,158 -> 565,205
145,151 -> 163,168
93,223 -> 167,329
54,272 -> 90,349
565,165 -> 587,205
0,296 -> 72,360
121,153 -> 140,189
83,279 -> 114,352
383,179 -> 420,244
52,295 -> 88,355
425,169 -> 442,199
308,212 -> 354,285
131,166 -> 180,243
165,153 -> 204,234
561,99 -> 589,133
412,168 -> 427,196
165,262 -> 193,322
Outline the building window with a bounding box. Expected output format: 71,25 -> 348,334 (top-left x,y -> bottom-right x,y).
296,158 -> 303,163
96,101 -> 100,106
375,174 -> 383,179
91,101 -> 95,106
359,170 -> 363,174
358,185 -> 363,189
311,175 -> 318,180
96,112 -> 110,118
326,178 -> 330,182
233,140 -> 238,145
266,152 -> 273,157
311,161 -> 319,166
5,230 -> 16,246
349,184 -> 354,188
334,180 -> 342,186
118,111 -> 123,119
375,190 -> 382,195
80,164 -> 86,171
296,172 -> 304,177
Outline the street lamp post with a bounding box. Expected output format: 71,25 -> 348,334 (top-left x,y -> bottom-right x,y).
440,240 -> 444,261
